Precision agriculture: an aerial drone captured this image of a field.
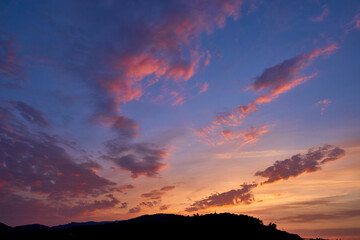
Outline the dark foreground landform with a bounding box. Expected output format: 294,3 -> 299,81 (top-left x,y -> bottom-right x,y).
0,213 -> 326,240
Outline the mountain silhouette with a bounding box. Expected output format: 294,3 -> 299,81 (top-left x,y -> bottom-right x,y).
0,213 -> 326,240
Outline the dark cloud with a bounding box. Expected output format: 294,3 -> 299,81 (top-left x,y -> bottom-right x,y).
185,183 -> 257,212
103,141 -> 168,178
0,125 -> 117,198
94,114 -> 139,138
0,104 -> 126,225
128,206 -> 141,214
128,186 -> 176,214
12,101 -> 50,128
185,144 -> 345,212
140,185 -> 176,200
0,191 -> 121,226
255,145 -> 346,184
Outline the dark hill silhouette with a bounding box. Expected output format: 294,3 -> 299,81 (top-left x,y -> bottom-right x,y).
0,213 -> 326,240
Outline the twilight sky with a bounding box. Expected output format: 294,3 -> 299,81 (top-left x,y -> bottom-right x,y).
1,0 -> 360,239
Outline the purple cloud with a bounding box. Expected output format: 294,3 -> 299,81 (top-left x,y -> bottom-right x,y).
12,101 -> 50,128
0,33 -> 24,81
185,183 -> 257,212
186,145 -> 345,212
0,104 -> 127,225
255,145 -> 346,184
128,186 -> 176,214
103,141 -> 168,179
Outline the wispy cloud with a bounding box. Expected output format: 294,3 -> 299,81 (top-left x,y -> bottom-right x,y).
345,13 -> 360,32
315,99 -> 332,114
310,5 -> 330,22
199,82 -> 209,94
0,33 -> 24,81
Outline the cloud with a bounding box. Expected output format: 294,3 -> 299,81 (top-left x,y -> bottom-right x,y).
195,124 -> 269,146
310,5 -> 330,22
279,209 -> 360,223
199,82 -> 209,94
172,96 -> 185,106
242,125 -> 269,145
0,191 -> 124,226
255,145 -> 346,184
51,0 -> 242,116
140,185 -> 176,199
0,106 -> 121,199
345,13 -> 360,32
0,33 -> 24,81
95,114 -> 139,138
315,99 -> 332,114
11,101 -> 51,128
195,45 -> 337,146
129,186 -> 176,214
103,141 -> 168,178
247,45 -> 337,105
186,144 -> 345,212
185,183 -> 257,212
0,104 -> 127,225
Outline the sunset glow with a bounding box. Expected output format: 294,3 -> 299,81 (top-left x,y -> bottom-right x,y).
1,1 -> 360,239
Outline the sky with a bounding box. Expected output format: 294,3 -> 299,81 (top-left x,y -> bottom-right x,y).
1,0 -> 360,239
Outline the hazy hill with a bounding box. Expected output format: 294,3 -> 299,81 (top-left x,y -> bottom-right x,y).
0,213 -> 324,240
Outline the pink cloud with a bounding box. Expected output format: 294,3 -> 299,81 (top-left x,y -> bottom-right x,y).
242,125 -> 269,145
195,45 -> 337,146
247,45 -> 337,95
0,33 -> 24,81
310,5 -> 330,22
199,82 -> 209,94
196,125 -> 269,146
346,13 -> 360,32
94,0 -> 243,114
316,99 -> 332,114
172,96 -> 185,106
